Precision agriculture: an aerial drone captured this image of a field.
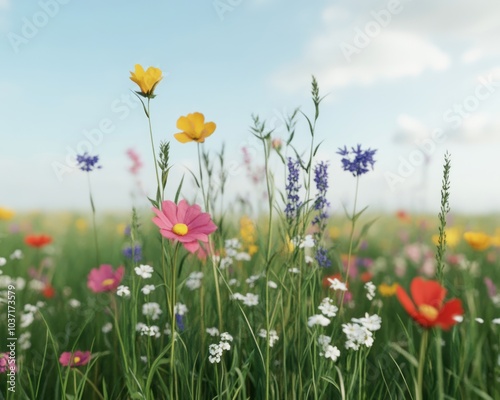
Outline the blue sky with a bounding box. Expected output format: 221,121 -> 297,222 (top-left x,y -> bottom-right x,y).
1,0 -> 500,214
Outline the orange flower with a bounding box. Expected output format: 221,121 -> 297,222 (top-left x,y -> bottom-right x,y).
174,112 -> 216,143
0,207 -> 14,221
25,234 -> 52,248
396,210 -> 411,223
396,277 -> 463,330
378,283 -> 398,297
360,271 -> 373,283
463,231 -> 491,251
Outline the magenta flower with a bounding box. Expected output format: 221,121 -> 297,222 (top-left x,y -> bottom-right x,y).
152,199 -> 217,253
0,353 -> 16,374
87,264 -> 125,293
59,351 -> 91,367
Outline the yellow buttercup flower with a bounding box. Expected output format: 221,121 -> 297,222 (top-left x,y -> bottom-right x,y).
129,64 -> 163,98
378,283 -> 399,297
0,207 -> 14,220
463,231 -> 491,251
328,226 -> 340,239
174,112 -> 216,143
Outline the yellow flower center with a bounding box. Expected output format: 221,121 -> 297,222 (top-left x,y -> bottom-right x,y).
102,278 -> 115,286
419,304 -> 439,321
172,223 -> 189,236
73,356 -> 81,364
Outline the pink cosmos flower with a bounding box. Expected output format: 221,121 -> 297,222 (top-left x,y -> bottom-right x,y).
87,264 -> 125,293
0,353 -> 16,374
152,199 -> 217,253
59,351 -> 91,367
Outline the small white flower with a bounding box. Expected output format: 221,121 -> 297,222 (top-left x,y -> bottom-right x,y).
228,278 -> 239,286
288,267 -> 300,274
24,304 -> 38,313
308,314 -> 331,327
242,293 -> 259,306
20,312 -> 35,328
364,281 -> 376,301
0,257 -> 6,266
102,322 -> 113,333
35,301 -> 45,308
258,329 -> 279,347
142,302 -> 162,320
246,274 -> 262,287
317,335 -> 331,347
453,315 -> 464,323
10,249 -> 23,260
164,323 -> 171,336
220,257 -> 233,270
19,332 -> 32,350
235,252 -> 251,261
135,264 -> 154,279
141,284 -> 156,295
328,278 -> 347,292
475,318 -> 484,324
117,285 -> 131,297
268,281 -> 278,289
492,318 -> 500,325
220,332 -> 233,342
230,292 -> 245,301
206,327 -> 220,337
220,341 -> 231,351
318,297 -> 338,318
351,313 -> 382,332
174,303 -> 188,316
305,255 -> 314,264
186,272 -> 203,290
136,322 -> 147,332
140,356 -> 148,363
323,345 -> 340,361
69,299 -> 81,308
15,277 -> 26,290
28,279 -> 45,291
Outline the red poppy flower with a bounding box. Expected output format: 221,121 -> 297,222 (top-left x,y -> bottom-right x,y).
360,271 -> 373,283
42,284 -> 56,299
396,277 -> 463,330
25,234 -> 52,248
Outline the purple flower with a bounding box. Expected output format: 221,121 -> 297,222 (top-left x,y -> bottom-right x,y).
337,145 -> 376,177
123,244 -> 142,262
312,161 -> 330,225
76,153 -> 101,172
315,246 -> 331,268
285,157 -> 302,220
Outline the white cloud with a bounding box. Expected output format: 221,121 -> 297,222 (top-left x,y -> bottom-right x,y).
393,114 -> 430,143
449,113 -> 500,143
461,48 -> 484,64
272,30 -> 450,93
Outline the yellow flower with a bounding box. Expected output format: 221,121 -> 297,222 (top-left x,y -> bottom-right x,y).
75,218 -> 88,232
0,207 -> 14,220
463,231 -> 491,251
174,112 -> 216,143
328,227 -> 340,239
129,64 -> 163,98
431,227 -> 461,248
240,216 -> 258,256
378,283 -> 399,297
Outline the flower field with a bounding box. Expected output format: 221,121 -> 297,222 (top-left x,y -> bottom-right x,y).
1,69 -> 500,400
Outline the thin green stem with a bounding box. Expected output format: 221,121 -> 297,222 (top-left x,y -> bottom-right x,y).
170,243 -> 180,400
146,98 -> 162,202
197,143 -> 209,213
87,173 -> 100,266
417,329 -> 429,400
339,176 -> 360,312
435,330 -> 444,400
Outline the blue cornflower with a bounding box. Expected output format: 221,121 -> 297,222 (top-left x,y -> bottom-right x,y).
315,246 -> 331,268
176,314 -> 185,331
337,145 -> 376,177
76,153 -> 101,172
312,161 -> 330,225
123,244 -> 142,262
285,157 -> 302,220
